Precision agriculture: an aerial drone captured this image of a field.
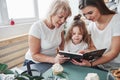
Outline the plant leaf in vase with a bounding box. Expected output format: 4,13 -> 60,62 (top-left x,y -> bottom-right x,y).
0,63 -> 14,74
14,69 -> 44,80
56,71 -> 69,79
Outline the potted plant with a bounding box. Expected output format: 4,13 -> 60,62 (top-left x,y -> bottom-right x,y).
14,70 -> 44,80
0,63 -> 44,80
14,62 -> 44,80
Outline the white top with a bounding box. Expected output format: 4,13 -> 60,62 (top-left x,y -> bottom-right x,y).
87,14 -> 120,69
25,20 -> 64,63
64,40 -> 88,54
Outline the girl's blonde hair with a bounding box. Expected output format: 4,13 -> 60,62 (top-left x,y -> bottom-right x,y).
65,14 -> 91,46
47,0 -> 71,18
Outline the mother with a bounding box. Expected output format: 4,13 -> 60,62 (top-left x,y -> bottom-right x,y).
72,0 -> 120,71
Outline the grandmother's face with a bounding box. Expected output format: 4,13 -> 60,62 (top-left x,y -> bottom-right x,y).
51,10 -> 68,28
81,6 -> 101,22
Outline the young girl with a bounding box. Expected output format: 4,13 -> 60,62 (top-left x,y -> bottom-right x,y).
64,14 -> 91,53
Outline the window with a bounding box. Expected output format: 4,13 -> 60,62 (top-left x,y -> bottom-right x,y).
0,0 -> 79,27
38,0 -> 54,19
6,0 -> 35,19
0,0 -> 55,26
0,0 -> 38,26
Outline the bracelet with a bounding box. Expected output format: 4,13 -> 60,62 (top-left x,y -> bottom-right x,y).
90,61 -> 93,67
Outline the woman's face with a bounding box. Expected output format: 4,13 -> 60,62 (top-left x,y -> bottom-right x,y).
71,26 -> 83,45
81,6 -> 101,22
51,11 -> 68,28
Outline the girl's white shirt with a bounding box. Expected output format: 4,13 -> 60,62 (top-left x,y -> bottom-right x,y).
64,40 -> 88,53
87,14 -> 120,69
25,20 -> 64,63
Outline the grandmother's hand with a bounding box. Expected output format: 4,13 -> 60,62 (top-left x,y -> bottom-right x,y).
54,54 -> 70,64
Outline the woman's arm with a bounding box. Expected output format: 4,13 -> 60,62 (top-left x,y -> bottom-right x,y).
92,36 -> 120,66
29,35 -> 55,63
71,36 -> 120,67
29,35 -> 68,64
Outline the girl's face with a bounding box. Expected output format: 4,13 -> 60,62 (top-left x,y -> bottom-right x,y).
71,26 -> 83,45
51,11 -> 68,28
81,6 -> 101,22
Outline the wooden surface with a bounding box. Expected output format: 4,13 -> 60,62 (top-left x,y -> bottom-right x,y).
0,34 -> 28,69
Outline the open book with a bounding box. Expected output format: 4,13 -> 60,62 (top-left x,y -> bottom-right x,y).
59,48 -> 107,62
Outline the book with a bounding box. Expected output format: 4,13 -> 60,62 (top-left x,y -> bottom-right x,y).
59,48 -> 107,62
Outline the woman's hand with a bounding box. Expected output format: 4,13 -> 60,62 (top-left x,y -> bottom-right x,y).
54,54 -> 70,64
71,59 -> 91,67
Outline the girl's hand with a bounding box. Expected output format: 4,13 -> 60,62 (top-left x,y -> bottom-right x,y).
78,50 -> 87,54
71,59 -> 91,67
54,54 -> 70,64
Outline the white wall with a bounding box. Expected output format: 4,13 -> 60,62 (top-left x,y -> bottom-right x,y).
0,23 -> 32,40
66,0 -> 79,30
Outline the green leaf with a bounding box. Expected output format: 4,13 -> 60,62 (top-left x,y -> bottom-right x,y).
31,76 -> 44,80
57,73 -> 66,78
14,70 -> 20,77
14,69 -> 44,80
0,63 -> 14,74
56,71 -> 69,79
22,73 -> 32,79
0,63 -> 8,73
15,76 -> 28,80
4,69 -> 14,74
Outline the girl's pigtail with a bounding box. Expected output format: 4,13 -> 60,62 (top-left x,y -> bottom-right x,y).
73,14 -> 81,21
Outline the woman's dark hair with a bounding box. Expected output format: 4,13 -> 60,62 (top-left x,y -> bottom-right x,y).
79,0 -> 115,15
65,14 -> 91,46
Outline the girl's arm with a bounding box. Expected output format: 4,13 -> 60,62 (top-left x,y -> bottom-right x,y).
59,31 -> 65,50
87,37 -> 96,51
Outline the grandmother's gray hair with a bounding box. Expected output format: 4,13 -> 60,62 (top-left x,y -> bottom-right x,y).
47,0 -> 72,18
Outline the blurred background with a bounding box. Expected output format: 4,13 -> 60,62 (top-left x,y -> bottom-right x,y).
0,0 -> 120,40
